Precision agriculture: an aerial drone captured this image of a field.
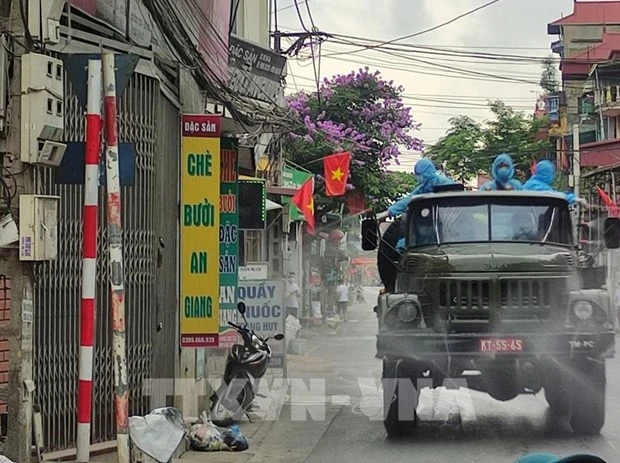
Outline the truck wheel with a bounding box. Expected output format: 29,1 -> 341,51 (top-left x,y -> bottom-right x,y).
543,365 -> 570,415
378,220 -> 402,294
569,359 -> 606,436
382,360 -> 418,438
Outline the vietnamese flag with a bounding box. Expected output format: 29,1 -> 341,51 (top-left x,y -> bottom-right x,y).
596,186 -> 620,217
323,152 -> 352,197
292,177 -> 316,233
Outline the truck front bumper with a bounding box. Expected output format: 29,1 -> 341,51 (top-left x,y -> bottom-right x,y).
376,330 -> 615,360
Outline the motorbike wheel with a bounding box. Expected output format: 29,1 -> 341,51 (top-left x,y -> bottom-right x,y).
209,378 -> 254,427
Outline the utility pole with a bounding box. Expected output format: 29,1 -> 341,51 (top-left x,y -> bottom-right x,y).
573,122 -> 581,199
3,1 -> 34,461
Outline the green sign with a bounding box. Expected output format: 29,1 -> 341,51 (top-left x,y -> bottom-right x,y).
218,138 -> 239,348
282,165 -> 312,222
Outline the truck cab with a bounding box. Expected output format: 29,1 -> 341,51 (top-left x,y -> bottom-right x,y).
362,189 -> 620,437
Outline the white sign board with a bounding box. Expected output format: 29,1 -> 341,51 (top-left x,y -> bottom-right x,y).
237,279 -> 285,368
239,262 -> 269,280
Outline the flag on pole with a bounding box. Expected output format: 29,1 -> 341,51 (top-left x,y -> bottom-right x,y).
596,186 -> 620,217
292,177 -> 316,233
323,152 -> 352,197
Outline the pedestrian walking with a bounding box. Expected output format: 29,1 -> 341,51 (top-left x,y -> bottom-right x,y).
285,272 -> 301,319
336,279 -> 349,321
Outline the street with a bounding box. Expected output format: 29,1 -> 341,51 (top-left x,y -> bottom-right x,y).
245,286 -> 620,463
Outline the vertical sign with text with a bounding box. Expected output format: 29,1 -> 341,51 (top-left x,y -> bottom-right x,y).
218,138 -> 239,348
180,114 -> 221,347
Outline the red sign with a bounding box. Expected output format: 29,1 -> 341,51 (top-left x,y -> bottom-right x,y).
182,114 -> 221,138
479,338 -> 524,352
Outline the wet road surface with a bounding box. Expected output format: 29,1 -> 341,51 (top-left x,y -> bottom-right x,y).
294,287 -> 620,463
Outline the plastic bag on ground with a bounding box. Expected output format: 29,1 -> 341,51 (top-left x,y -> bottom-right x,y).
188,411 -> 249,452
128,407 -> 185,463
0,456 -> 15,463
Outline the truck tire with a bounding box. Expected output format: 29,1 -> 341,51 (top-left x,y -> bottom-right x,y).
382,359 -> 418,438
569,359 -> 606,436
543,364 -> 571,415
378,220 -> 402,294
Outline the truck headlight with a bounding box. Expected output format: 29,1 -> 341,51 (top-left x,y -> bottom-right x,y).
573,300 -> 594,320
397,301 -> 419,323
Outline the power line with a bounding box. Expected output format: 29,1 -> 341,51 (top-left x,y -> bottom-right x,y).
287,69 -> 539,101
276,0 -> 308,12
327,0 -> 503,58
275,26 -> 552,51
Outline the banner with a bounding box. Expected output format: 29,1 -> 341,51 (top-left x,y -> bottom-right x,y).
282,166 -> 312,221
218,138 -> 240,348
180,114 -> 221,347
237,280 -> 286,368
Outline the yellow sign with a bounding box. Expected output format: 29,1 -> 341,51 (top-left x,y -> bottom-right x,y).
180,114 -> 221,347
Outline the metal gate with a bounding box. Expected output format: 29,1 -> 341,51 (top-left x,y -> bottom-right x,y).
32,69 -> 179,451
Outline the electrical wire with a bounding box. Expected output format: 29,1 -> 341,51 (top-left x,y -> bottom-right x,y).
277,0 -> 308,13
320,0 -> 503,58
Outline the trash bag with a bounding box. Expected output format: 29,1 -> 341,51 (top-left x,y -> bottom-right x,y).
0,456 -> 15,463
188,411 -> 249,452
220,424 -> 249,451
129,407 -> 185,463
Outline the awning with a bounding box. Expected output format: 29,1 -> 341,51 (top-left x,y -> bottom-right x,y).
266,199 -> 282,211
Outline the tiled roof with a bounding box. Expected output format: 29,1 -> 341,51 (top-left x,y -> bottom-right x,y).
550,1 -> 620,26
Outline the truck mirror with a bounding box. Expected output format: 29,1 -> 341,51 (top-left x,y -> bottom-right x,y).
361,217 -> 379,251
604,217 -> 620,249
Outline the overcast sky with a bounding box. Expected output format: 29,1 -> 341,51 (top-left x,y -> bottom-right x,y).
275,0 -> 574,172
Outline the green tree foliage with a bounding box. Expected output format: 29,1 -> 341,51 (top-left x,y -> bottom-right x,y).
540,56 -> 560,94
426,101 -> 552,182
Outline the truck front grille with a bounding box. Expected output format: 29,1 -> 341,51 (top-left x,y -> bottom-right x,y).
437,278 -> 560,324
500,279 -> 552,314
439,280 -> 490,311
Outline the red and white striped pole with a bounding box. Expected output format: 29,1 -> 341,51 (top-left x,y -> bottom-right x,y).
76,59 -> 102,463
102,52 -> 130,463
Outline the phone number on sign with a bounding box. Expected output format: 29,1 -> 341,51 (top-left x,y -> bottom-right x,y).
181,335 -> 218,347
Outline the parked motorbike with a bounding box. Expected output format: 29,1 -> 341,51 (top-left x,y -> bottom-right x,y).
209,302 -> 285,426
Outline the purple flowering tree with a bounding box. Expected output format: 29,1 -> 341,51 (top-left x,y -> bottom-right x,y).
284,67 -> 422,212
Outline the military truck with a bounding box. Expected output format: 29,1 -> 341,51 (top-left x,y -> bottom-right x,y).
361,187 -> 620,437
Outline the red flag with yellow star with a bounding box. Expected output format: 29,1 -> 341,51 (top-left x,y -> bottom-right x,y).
292,177 -> 316,233
323,152 -> 352,197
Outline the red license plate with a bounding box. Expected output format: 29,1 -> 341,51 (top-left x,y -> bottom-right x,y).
479,338 -> 524,352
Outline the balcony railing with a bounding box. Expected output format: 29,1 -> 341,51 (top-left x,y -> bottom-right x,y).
595,85 -> 620,115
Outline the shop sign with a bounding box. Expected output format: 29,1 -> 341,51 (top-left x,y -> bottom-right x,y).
218,138 -> 240,348
228,35 -> 286,103
239,263 -> 269,280
282,166 -> 312,222
237,280 -> 286,368
180,114 -> 221,347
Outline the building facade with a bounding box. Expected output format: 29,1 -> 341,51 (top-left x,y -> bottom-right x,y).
0,0 -> 285,458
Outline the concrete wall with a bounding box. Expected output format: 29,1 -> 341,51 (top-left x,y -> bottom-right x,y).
562,25 -> 620,57
235,0 -> 270,46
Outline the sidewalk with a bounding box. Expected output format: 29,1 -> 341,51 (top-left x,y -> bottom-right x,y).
178,321 -> 345,462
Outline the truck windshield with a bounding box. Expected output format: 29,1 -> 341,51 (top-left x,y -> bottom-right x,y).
408,199 -> 572,247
